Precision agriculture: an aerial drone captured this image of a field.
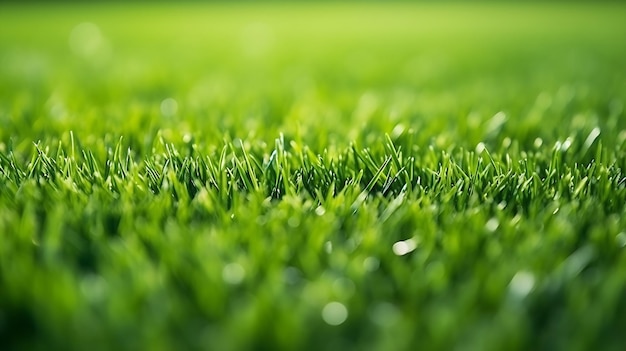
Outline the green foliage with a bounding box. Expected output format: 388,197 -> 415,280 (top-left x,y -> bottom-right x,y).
1,2 -> 626,351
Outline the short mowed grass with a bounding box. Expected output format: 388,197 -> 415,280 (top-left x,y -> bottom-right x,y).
1,2 -> 626,351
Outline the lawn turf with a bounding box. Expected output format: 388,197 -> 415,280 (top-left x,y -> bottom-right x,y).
1,2 -> 626,351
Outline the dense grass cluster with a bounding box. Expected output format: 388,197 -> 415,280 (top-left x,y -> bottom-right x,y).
2,132 -> 625,351
1,2 -> 626,351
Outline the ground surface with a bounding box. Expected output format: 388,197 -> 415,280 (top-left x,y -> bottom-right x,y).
1,3 -> 626,351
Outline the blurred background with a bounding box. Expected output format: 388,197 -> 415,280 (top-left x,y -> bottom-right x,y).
1,1 -> 625,151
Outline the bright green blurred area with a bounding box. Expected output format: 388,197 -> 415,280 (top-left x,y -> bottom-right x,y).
1,2 -> 625,152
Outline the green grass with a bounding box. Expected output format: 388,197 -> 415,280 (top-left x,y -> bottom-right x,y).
1,2 -> 626,351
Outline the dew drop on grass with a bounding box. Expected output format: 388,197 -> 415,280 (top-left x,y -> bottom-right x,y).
392,238 -> 417,256
534,137 -> 543,148
561,137 -> 573,152
322,302 -> 348,326
183,134 -> 193,144
222,263 -> 245,285
475,142 -> 486,154
508,271 -> 535,298
391,124 -> 405,139
485,218 -> 499,232
315,206 -> 326,216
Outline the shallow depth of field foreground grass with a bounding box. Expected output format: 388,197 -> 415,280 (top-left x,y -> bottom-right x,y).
1,2 -> 626,351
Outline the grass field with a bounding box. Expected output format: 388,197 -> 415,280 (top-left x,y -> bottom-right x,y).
1,2 -> 626,350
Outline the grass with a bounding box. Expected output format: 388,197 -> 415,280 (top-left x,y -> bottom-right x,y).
1,2 -> 626,351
